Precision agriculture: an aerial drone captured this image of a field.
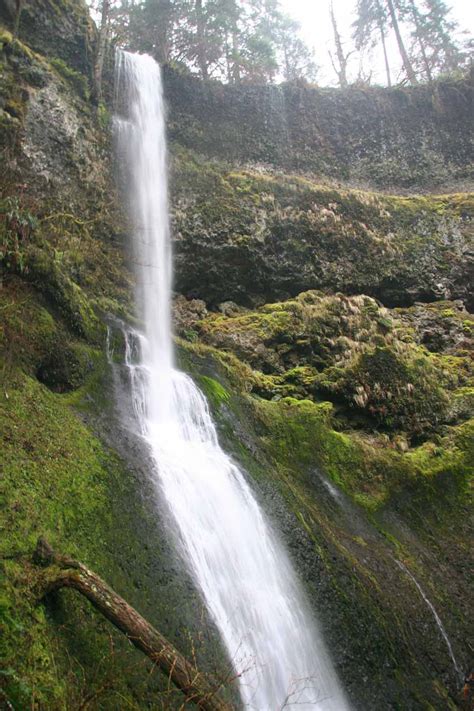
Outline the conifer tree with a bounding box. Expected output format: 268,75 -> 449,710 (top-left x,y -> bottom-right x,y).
353,0 -> 395,85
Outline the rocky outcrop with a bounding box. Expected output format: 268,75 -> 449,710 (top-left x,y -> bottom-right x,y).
0,0 -> 95,76
170,153 -> 474,310
165,68 -> 474,189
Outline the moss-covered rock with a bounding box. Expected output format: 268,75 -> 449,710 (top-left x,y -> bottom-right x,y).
177,339 -> 472,710
191,290 -> 473,438
0,29 -> 132,338
171,152 -> 474,309
0,0 -> 95,77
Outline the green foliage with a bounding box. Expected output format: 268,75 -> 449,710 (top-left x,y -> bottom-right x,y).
113,0 -> 316,83
0,197 -> 38,274
198,374 -> 230,408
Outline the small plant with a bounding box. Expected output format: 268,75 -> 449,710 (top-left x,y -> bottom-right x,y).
0,196 -> 38,273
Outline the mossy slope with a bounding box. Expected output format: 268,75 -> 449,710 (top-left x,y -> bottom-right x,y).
178,338 -> 472,710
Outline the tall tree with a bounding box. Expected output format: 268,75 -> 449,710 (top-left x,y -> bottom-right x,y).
93,0 -> 111,102
195,0 -> 209,78
422,0 -> 462,74
329,1 -> 352,87
354,0 -> 418,84
403,0 -> 433,81
353,0 -> 392,86
385,0 -> 418,82
276,15 -> 318,82
92,0 -> 316,84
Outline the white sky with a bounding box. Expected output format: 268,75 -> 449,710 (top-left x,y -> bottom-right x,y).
280,0 -> 474,85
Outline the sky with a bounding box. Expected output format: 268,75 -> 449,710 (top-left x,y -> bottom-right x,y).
280,0 -> 474,85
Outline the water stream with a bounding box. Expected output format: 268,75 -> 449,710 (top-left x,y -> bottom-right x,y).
114,49 -> 350,710
394,559 -> 462,680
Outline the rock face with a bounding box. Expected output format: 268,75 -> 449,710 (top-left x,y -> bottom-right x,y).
164,68 -> 473,189
171,155 -> 474,310
0,0 -> 95,76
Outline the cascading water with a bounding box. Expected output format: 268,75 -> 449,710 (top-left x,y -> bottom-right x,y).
114,49 -> 350,711
394,559 -> 462,680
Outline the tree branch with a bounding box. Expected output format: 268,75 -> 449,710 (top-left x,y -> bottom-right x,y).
33,538 -> 235,711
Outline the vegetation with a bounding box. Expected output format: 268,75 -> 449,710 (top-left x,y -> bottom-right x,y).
88,0 -> 471,89
91,0 -> 317,84
353,0 -> 469,85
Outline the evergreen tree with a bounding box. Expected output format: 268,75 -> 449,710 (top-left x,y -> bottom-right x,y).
88,0 -> 316,84
353,0 -> 417,83
421,0 -> 462,74
353,0 -> 392,86
354,0 -> 468,84
276,15 -> 318,82
401,0 -> 433,81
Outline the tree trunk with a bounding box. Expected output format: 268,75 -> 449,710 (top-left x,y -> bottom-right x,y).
379,24 -> 392,86
195,0 -> 209,80
385,0 -> 418,83
93,0 -> 111,103
408,0 -> 433,82
376,1 -> 392,87
329,1 -> 349,88
33,538 -> 235,711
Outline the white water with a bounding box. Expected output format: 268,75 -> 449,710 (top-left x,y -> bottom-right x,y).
394,559 -> 462,680
114,49 -> 350,710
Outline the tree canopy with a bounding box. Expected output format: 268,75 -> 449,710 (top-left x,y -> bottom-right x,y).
88,0 -> 472,87
90,0 -> 317,83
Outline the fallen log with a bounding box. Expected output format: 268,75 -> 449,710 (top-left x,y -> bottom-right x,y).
33,537 -> 235,711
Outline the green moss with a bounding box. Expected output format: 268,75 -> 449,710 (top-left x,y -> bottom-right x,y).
197,292 -> 471,438
0,371 -> 111,708
50,57 -> 89,100
198,374 -> 230,408
329,345 -> 450,436
26,247 -> 103,342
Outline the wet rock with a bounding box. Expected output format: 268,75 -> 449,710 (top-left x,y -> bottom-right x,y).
171,155 -> 474,310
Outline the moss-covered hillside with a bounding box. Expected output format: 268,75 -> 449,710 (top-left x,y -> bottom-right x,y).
1,2 -> 473,710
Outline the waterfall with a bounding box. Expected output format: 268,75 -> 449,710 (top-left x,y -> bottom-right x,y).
114,49 -> 350,711
394,559 -> 462,680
